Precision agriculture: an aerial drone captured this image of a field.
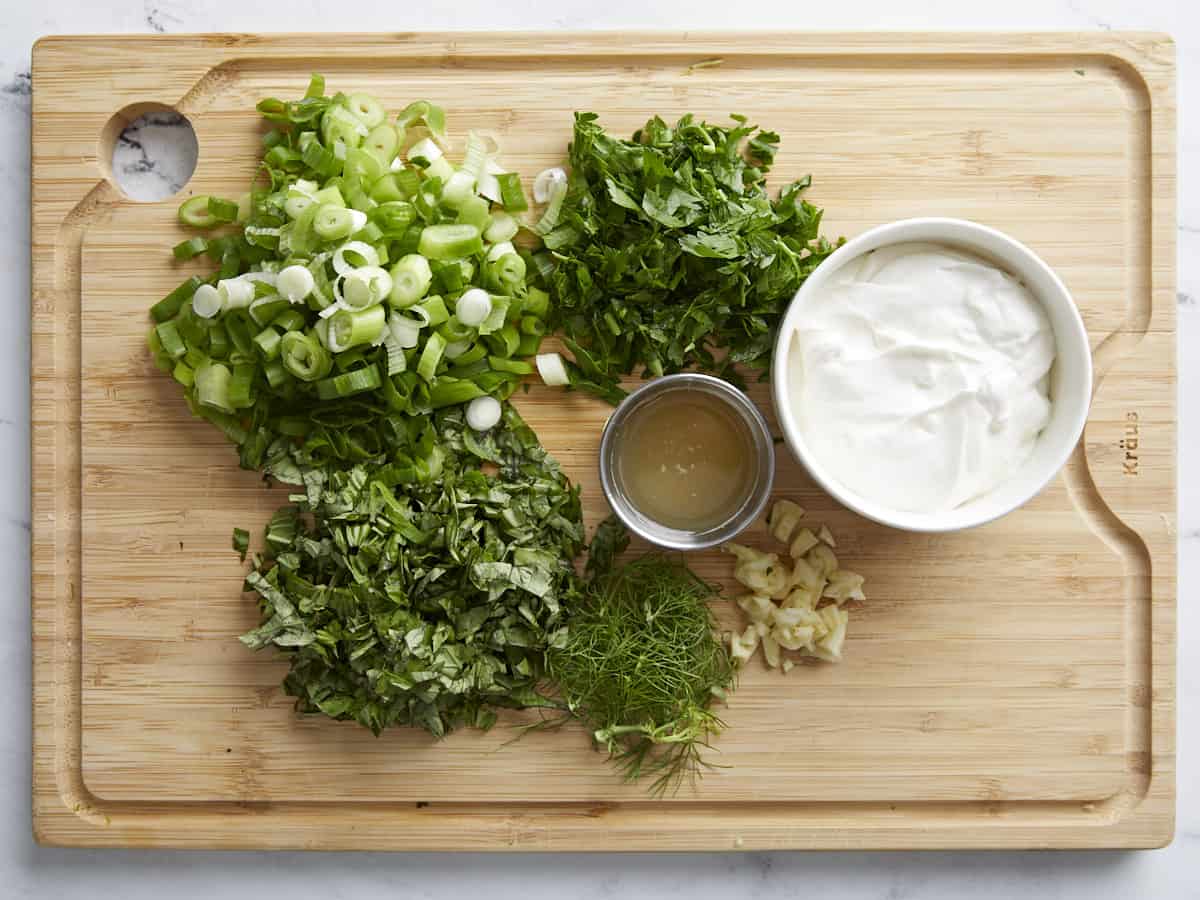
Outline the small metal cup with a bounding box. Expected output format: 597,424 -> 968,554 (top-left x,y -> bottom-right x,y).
598,373 -> 775,551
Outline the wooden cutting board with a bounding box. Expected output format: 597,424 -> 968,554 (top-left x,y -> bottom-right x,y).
31,32 -> 1176,850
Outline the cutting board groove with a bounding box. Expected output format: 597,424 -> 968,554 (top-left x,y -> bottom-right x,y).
32,32 -> 1175,850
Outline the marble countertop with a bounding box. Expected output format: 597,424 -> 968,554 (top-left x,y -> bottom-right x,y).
4,2 -> 1196,897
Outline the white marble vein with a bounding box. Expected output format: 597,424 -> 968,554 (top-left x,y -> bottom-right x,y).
3,2 -> 1197,897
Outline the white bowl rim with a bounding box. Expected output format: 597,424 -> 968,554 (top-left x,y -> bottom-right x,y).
771,216 -> 1094,533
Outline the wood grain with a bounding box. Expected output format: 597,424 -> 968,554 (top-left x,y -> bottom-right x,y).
31,31 -> 1175,849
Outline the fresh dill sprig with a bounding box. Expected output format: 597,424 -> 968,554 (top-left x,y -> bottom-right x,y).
549,553 -> 735,795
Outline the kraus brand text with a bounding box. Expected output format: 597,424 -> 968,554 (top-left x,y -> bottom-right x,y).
1121,412 -> 1140,476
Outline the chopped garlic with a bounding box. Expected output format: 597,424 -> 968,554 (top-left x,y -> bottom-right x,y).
736,594 -> 775,623
788,554 -> 821,591
773,622 -> 816,652
823,570 -> 866,604
805,543 -> 838,580
724,543 -> 790,598
782,585 -> 819,611
729,625 -> 760,666
725,501 -> 864,669
809,607 -> 849,661
767,499 -> 806,543
761,631 -> 781,668
788,527 -> 819,559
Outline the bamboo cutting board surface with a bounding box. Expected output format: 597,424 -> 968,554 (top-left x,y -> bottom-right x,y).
31,32 -> 1176,850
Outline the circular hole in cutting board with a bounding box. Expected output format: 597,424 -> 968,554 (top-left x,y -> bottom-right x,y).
101,102 -> 198,201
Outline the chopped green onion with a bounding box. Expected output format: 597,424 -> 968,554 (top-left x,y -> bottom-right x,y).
151,275 -> 205,323
218,245 -> 240,279
418,224 -> 482,260
207,196 -> 240,223
232,526 -> 250,561
438,316 -> 474,343
272,308 -> 306,332
217,277 -> 255,311
382,328 -> 407,374
195,361 -> 235,412
179,195 -> 219,228
327,304 -> 387,352
417,331 -> 447,382
533,172 -> 568,234
315,363 -> 382,400
280,330 -> 333,381
341,266 -> 392,309
368,173 -> 405,203
277,264 -> 315,303
429,377 -> 486,409
487,252 -> 527,292
440,170 -> 476,208
370,201 -> 416,236
388,313 -> 422,349
207,322 -> 229,358
313,204 -> 364,241
388,254 -> 433,307
249,295 -> 290,326
265,144 -> 303,171
488,355 -> 533,376
154,320 -> 187,359
301,140 -> 341,177
303,73 -> 325,99
224,311 -> 255,356
364,123 -> 399,164
332,240 -> 379,275
228,363 -> 257,408
483,212 -> 519,244
454,288 -> 492,327
495,173 -> 528,212
433,260 -> 464,294
476,295 -> 510,335
253,326 -> 283,360
443,339 -> 472,360
516,332 -> 544,357
346,94 -> 385,129
461,132 -> 489,180
417,294 -> 449,328
536,352 -> 570,386
397,100 -> 446,140
173,236 -> 208,261
313,184 -> 347,207
524,287 -> 550,319
263,358 -> 289,388
451,341 -> 488,368
486,324 -> 520,358
192,283 -> 223,319
519,315 -> 546,336
465,394 -> 502,430
455,196 -> 490,231
172,361 -> 195,388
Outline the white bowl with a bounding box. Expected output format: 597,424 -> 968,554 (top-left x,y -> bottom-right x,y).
772,217 -> 1093,533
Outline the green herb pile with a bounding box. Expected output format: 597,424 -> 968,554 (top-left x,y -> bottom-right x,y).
549,538 -> 735,795
240,406 -> 583,736
538,112 -> 840,400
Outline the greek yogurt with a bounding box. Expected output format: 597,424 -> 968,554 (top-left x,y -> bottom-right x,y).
787,242 -> 1056,513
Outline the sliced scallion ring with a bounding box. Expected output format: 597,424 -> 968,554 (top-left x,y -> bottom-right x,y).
536,352 -> 570,387
332,240 -> 380,276
533,167 -> 567,204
